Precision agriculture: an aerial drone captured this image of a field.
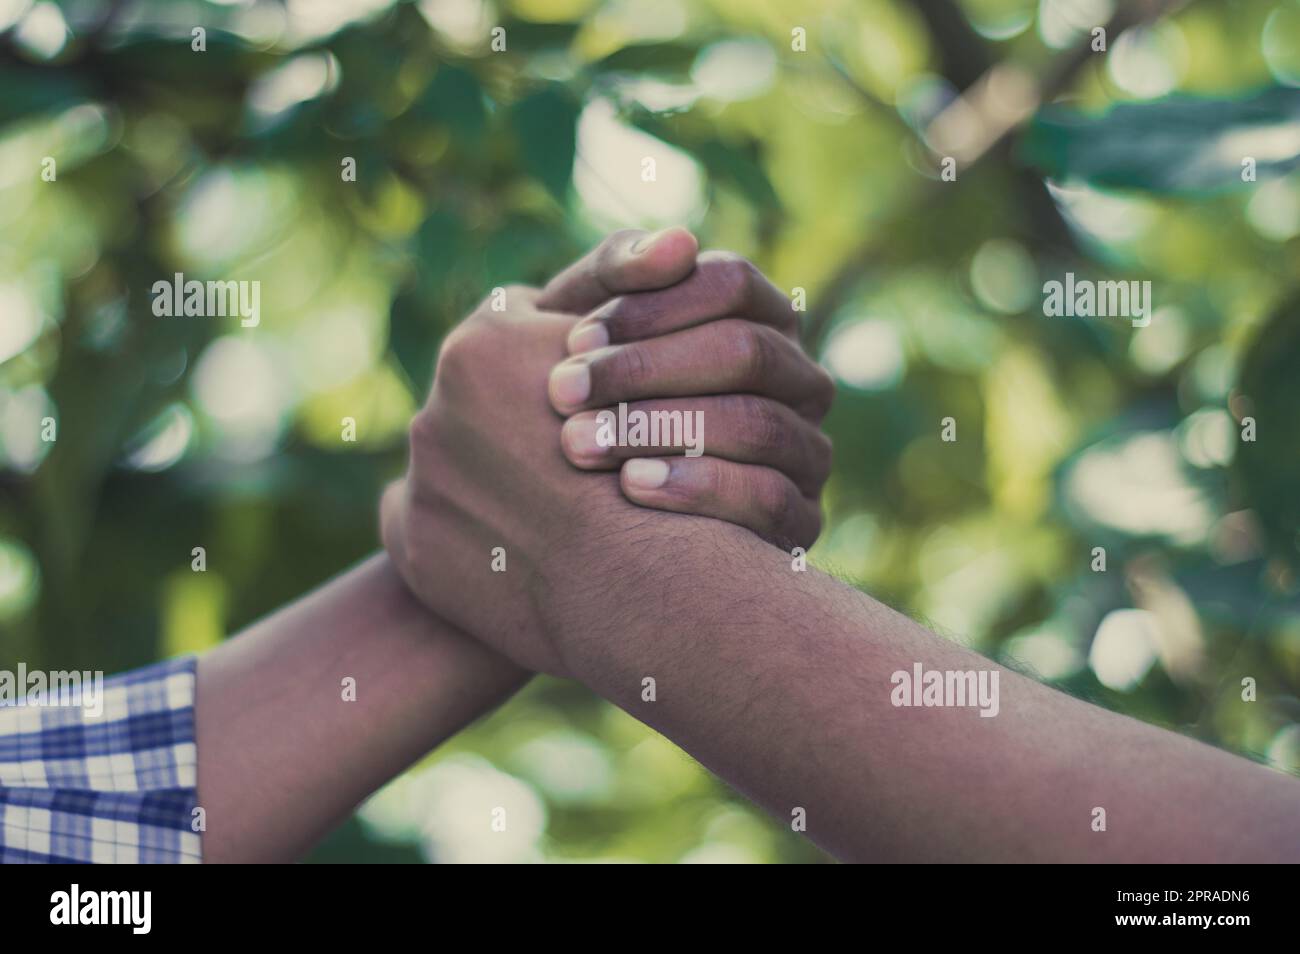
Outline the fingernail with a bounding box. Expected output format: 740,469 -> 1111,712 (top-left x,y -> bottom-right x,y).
562,416 -> 607,459
568,320 -> 609,354
630,229 -> 665,255
624,458 -> 670,490
549,361 -> 591,409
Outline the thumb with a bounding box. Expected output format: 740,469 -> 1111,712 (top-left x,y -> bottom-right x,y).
536,227 -> 698,314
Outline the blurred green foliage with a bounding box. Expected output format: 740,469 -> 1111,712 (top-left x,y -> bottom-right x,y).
1,0 -> 1299,863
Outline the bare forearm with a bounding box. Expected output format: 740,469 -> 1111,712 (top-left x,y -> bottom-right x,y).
565,520 -> 1300,862
195,553 -> 528,863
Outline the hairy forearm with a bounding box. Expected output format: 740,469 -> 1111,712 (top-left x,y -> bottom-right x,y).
563,518 -> 1300,862
195,553 -> 528,863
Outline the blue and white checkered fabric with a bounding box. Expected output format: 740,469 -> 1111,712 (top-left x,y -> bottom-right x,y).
0,657 -> 201,863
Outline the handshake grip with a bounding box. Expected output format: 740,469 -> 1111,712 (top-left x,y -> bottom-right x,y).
379,228 -> 833,676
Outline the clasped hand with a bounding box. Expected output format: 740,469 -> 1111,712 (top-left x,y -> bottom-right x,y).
380,228 -> 834,676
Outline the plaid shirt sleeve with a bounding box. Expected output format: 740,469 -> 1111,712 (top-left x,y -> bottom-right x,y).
0,656 -> 202,864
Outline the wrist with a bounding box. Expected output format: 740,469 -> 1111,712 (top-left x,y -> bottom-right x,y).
542,511 -> 760,687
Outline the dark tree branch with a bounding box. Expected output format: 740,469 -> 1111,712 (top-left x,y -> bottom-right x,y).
803,0 -> 1190,349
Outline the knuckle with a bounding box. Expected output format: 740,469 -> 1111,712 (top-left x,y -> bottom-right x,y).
407,409 -> 445,472
729,322 -> 771,386
740,399 -> 786,457
801,505 -> 823,549
811,431 -> 834,483
610,343 -> 655,392
603,293 -> 661,337
773,498 -> 819,553
435,324 -> 474,384
435,318 -> 495,392
433,347 -> 470,394
717,321 -> 764,389
757,474 -> 792,530
698,251 -> 757,312
809,364 -> 836,417
698,459 -> 729,502
408,406 -> 437,447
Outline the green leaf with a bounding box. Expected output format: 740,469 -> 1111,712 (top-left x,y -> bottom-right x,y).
0,69 -> 90,127
388,287 -> 439,397
694,139 -> 781,210
417,66 -> 487,139
511,85 -> 579,202
630,111 -> 781,211
1235,290 -> 1300,568
98,36 -> 275,87
1018,87 -> 1300,193
494,19 -> 582,52
594,42 -> 702,76
415,209 -> 469,293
